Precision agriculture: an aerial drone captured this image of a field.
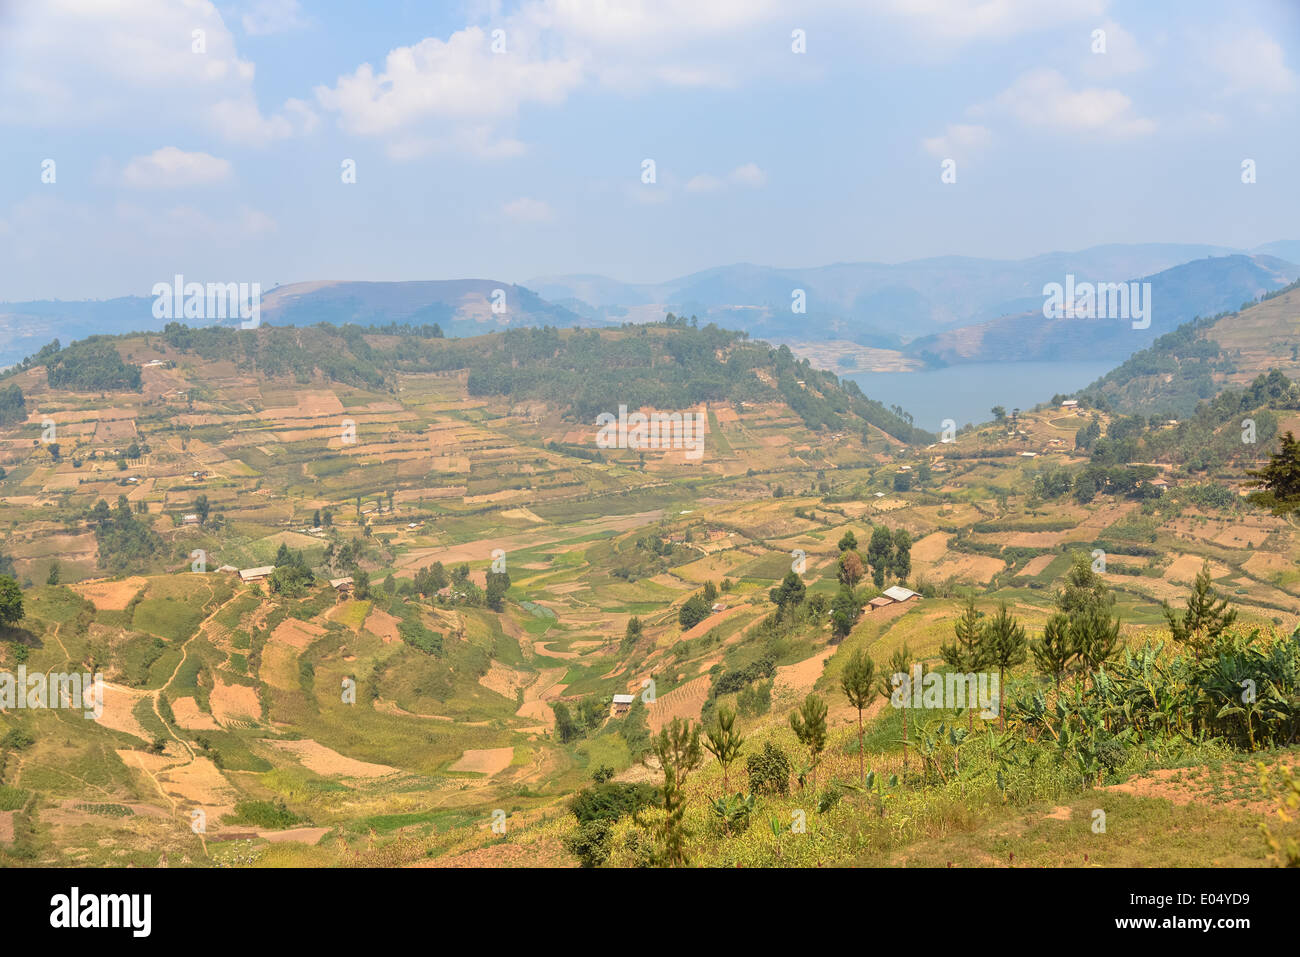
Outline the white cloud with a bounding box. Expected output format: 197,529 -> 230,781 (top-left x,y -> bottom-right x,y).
921,123 -> 992,158
1208,28 -> 1296,97
242,0 -> 307,36
0,0 -> 313,145
728,162 -> 767,188
122,147 -> 233,188
975,69 -> 1155,137
870,0 -> 1108,43
1082,20 -> 1149,77
314,27 -> 582,158
686,164 -> 767,192
502,197 -> 553,222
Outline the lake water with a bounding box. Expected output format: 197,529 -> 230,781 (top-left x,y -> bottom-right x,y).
845,361 -> 1117,434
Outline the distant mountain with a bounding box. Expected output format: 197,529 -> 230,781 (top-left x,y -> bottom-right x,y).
529,242 -> 1280,345
0,279 -> 597,369
902,254 -> 1299,365
1081,278 -> 1300,416
259,279 -> 596,334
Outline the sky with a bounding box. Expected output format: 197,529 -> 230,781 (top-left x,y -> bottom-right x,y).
0,0 -> 1298,301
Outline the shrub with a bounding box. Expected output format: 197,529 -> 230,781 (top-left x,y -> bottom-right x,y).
746,741 -> 792,796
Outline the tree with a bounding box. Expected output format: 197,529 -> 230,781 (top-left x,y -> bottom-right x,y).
877,644 -> 916,772
840,649 -> 877,784
351,569 -> 371,601
992,406 -> 1007,423
892,529 -> 912,580
195,494 -> 210,524
768,571 -> 806,612
46,560 -> 61,586
702,580 -> 718,603
622,616 -> 643,652
789,693 -> 828,792
1071,604 -> 1122,685
1163,561 -> 1237,652
1032,612 -> 1074,694
651,717 -> 702,866
837,530 -> 858,552
703,705 -> 745,794
867,526 -> 893,588
837,549 -> 865,588
312,509 -> 322,527
678,594 -> 711,630
941,596 -> 987,729
830,584 -> 863,639
981,602 -> 1027,730
1246,431 -> 1300,514
0,575 -> 23,627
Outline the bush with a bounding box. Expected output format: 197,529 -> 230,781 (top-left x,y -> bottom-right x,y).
746,741 -> 792,796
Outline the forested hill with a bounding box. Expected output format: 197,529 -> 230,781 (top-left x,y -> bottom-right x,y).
1082,279 -> 1300,416
16,314 -> 934,445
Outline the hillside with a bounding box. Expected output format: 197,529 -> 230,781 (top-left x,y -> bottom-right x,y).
902,255 -> 1298,366
2,319 -> 1299,870
1083,280 -> 1300,415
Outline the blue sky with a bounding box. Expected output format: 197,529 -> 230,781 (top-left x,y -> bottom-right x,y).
1,0 -> 1297,300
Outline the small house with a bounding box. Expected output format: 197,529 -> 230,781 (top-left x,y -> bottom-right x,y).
181,513 -> 200,525
610,694 -> 635,718
1060,399 -> 1079,408
882,585 -> 920,603
330,577 -> 354,593
867,596 -> 894,611
239,566 -> 273,583
711,602 -> 726,613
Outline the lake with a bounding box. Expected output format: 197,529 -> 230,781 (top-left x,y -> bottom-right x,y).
845,360 -> 1116,434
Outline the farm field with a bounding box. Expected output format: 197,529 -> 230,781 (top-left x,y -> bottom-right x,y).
1,319 -> 1299,871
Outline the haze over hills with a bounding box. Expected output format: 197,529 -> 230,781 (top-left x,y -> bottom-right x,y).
3,241 -> 1296,382
1083,279 -> 1300,416
903,254 -> 1300,365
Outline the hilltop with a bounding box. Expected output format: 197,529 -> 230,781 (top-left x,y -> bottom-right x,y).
1083,280 -> 1300,416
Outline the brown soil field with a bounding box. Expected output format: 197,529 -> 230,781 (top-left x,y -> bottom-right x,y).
1164,554 -> 1231,585
928,553 -> 1006,583
269,617 -> 326,650
72,577 -> 149,610
267,739 -> 399,779
209,677 -> 262,725
774,645 -> 836,700
91,684 -> 150,742
449,747 -> 515,776
1019,553 -> 1057,577
478,661 -> 530,699
648,674 -> 711,733
364,606 -> 402,643
516,667 -> 568,731
171,696 -> 220,730
679,604 -> 746,643
910,532 -> 950,563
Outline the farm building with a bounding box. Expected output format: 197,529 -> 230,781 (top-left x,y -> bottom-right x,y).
1060,399 -> 1079,408
181,513 -> 200,525
330,577 -> 354,593
867,596 -> 894,611
882,585 -> 920,603
239,566 -> 273,583
610,694 -> 635,718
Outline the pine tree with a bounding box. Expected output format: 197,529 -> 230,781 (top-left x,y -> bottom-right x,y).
1032,612 -> 1075,694
981,602 -> 1027,730
1163,561 -> 1237,652
789,694 -> 828,792
840,650 -> 877,784
941,596 -> 987,729
1247,430 -> 1300,514
703,705 -> 745,794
